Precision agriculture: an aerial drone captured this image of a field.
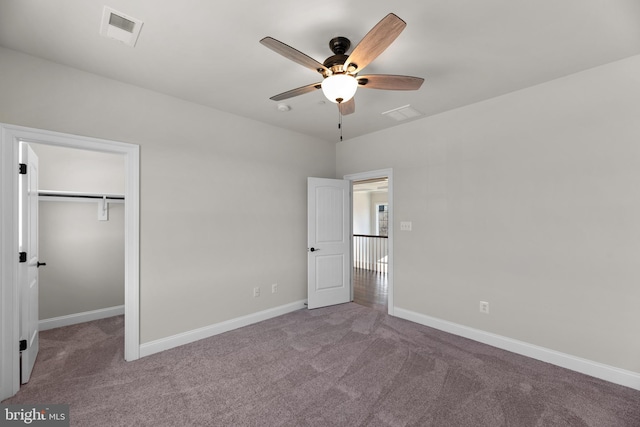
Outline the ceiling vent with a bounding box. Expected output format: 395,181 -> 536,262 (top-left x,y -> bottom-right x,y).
100,7 -> 143,47
382,105 -> 423,122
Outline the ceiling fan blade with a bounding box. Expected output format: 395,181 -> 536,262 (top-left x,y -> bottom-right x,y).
344,13 -> 406,73
357,74 -> 424,90
338,98 -> 355,115
269,82 -> 322,101
260,37 -> 328,75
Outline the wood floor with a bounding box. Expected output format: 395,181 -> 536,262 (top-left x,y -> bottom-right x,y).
352,268 -> 388,312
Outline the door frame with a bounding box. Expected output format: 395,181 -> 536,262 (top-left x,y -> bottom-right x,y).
344,168 -> 394,315
0,123 -> 140,400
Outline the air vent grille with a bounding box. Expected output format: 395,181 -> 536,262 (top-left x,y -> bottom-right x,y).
109,13 -> 135,33
382,105 -> 423,122
100,7 -> 143,47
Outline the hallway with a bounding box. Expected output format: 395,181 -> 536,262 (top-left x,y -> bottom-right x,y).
352,268 -> 388,313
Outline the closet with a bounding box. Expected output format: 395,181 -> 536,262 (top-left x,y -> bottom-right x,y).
31,143 -> 125,329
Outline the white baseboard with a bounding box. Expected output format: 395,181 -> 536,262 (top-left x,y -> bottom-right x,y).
394,307 -> 640,391
139,300 -> 307,358
39,305 -> 125,331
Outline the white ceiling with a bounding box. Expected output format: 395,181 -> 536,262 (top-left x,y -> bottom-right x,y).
1,0 -> 639,143
353,178 -> 388,194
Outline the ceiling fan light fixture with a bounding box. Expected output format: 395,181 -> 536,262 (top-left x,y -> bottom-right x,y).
321,74 -> 358,104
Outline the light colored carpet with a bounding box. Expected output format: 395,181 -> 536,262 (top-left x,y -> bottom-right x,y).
4,303 -> 640,426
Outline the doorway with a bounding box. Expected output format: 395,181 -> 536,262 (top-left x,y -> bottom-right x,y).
352,177 -> 389,312
0,123 -> 140,400
344,169 -> 393,315
31,143 -> 126,331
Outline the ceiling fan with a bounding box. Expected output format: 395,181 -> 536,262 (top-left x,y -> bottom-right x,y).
260,13 -> 424,116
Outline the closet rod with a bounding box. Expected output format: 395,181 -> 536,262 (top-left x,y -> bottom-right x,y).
38,190 -> 124,200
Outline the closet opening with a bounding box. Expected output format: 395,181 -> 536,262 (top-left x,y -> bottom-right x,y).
31,143 -> 127,335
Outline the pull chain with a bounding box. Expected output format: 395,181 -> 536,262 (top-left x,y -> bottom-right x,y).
338,107 -> 343,142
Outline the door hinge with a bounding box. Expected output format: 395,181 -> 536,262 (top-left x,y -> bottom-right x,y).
19,252 -> 27,263
18,163 -> 27,174
19,339 -> 27,351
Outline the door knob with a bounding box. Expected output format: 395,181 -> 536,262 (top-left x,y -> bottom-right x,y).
309,247 -> 319,252
36,262 -> 47,267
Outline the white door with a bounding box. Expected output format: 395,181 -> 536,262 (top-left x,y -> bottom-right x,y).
19,143 -> 39,383
307,177 -> 351,309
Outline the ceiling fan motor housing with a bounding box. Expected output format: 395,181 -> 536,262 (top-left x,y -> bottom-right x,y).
323,54 -> 349,73
323,37 -> 357,74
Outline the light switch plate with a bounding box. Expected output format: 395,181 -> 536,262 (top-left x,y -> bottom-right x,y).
400,221 -> 412,231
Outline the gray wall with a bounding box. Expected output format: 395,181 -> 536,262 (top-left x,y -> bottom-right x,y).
337,55 -> 640,374
38,202 -> 124,319
0,46 -> 336,343
31,143 -> 125,319
353,192 -> 371,235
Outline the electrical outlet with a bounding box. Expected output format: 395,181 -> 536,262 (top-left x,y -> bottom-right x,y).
253,287 -> 260,297
479,301 -> 489,314
271,283 -> 278,293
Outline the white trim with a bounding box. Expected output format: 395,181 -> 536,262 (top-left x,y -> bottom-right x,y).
343,169 -> 394,316
39,305 -> 125,331
0,123 -> 140,400
394,307 -> 640,391
123,138 -> 140,362
140,300 -> 307,358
